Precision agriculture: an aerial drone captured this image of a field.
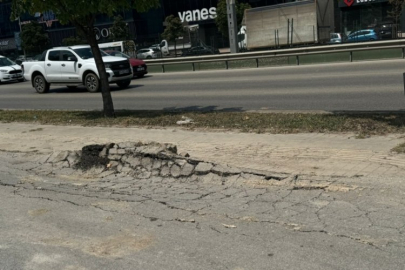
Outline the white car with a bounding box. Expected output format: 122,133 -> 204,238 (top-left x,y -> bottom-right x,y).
136,48 -> 162,59
0,56 -> 24,83
22,46 -> 133,93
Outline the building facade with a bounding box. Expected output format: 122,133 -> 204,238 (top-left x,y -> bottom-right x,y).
0,0 -> 403,58
337,0 -> 398,33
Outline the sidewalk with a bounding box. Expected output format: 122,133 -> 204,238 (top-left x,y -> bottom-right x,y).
0,122 -> 404,178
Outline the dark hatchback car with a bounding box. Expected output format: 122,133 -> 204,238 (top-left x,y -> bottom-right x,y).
104,50 -> 147,78
182,46 -> 217,56
378,23 -> 394,39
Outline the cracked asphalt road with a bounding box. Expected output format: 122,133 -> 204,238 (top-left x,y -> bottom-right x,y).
1,150 -> 404,270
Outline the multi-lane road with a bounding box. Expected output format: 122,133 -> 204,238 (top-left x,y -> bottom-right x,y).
1,59 -> 405,112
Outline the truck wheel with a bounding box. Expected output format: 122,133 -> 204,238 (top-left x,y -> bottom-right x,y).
116,80 -> 131,89
84,73 -> 100,93
33,74 -> 50,94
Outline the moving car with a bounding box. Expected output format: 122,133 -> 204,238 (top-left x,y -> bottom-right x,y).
0,55 -> 24,83
346,29 -> 378,42
22,46 -> 133,93
136,48 -> 162,59
378,23 -> 394,39
104,50 -> 147,78
181,46 -> 216,56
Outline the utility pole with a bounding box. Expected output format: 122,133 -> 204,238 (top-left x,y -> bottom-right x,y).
226,0 -> 239,53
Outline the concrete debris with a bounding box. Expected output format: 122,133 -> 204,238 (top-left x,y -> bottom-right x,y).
34,142 -> 288,183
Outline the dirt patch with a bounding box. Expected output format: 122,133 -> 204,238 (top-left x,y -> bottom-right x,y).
28,209 -> 49,217
42,233 -> 154,258
83,233 -> 154,258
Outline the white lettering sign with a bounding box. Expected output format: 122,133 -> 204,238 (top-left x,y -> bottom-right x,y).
94,27 -> 111,40
178,7 -> 217,23
0,40 -> 9,46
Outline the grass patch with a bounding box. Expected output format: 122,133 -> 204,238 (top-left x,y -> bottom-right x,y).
1,110 -> 405,136
391,142 -> 405,154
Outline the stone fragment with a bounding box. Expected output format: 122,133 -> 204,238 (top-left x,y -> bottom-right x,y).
138,171 -> 152,179
48,151 -> 69,163
99,147 -> 108,158
175,159 -> 187,167
179,152 -> 190,157
67,152 -> 80,166
160,166 -> 170,177
212,164 -> 241,175
126,156 -> 141,167
195,162 -> 213,174
57,161 -> 70,169
85,166 -> 105,175
107,161 -> 119,170
108,148 -> 119,155
108,154 -> 121,161
109,148 -> 126,155
121,165 -> 132,173
141,157 -> 153,170
181,163 -> 195,176
118,149 -> 126,155
117,142 -> 137,149
165,143 -> 177,154
152,160 -> 162,169
171,164 -> 181,177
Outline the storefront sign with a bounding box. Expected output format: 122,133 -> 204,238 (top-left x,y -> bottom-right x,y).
94,27 -> 111,40
0,40 -> 9,46
0,38 -> 17,50
178,7 -> 217,23
340,0 -> 387,7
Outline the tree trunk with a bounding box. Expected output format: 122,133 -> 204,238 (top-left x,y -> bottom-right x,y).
82,23 -> 115,118
174,40 -> 177,57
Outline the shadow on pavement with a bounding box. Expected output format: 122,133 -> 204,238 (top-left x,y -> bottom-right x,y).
47,84 -> 142,94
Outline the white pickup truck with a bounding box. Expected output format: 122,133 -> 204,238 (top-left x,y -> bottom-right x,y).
22,45 -> 133,93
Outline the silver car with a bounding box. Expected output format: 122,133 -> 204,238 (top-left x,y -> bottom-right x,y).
136,48 -> 162,59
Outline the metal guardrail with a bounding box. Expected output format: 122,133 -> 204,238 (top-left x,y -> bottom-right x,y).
145,39 -> 405,72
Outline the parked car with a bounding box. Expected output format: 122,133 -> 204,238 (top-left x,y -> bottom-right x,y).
182,46 -> 216,56
0,55 -> 24,83
104,50 -> 147,78
328,33 -> 346,44
22,45 -> 133,93
136,48 -> 162,59
346,29 -> 378,42
149,44 -> 161,50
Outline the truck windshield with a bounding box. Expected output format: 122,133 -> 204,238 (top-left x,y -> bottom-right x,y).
73,48 -> 109,59
0,57 -> 16,67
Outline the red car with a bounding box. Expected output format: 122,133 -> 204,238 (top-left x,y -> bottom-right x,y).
103,50 -> 147,78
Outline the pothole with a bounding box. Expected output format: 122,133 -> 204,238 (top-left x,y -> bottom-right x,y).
35,141 -> 289,183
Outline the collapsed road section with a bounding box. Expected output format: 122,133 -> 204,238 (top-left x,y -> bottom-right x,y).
33,141 -> 289,183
